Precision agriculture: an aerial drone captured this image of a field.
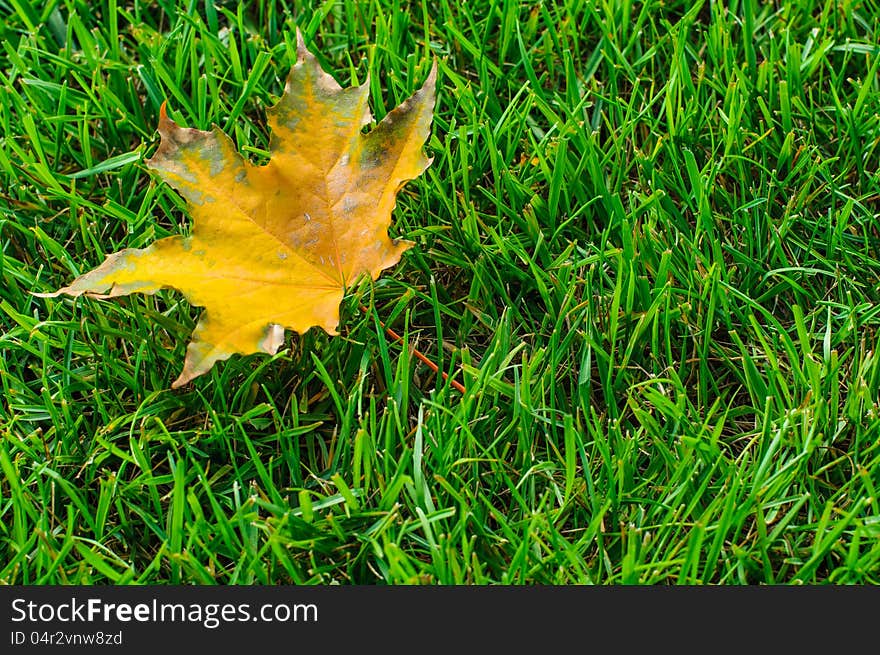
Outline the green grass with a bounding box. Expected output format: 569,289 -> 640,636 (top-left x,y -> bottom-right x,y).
1,0 -> 880,584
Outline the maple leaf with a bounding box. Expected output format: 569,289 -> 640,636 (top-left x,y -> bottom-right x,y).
43,31 -> 437,388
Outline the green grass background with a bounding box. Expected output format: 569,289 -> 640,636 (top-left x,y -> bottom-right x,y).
2,0 -> 879,584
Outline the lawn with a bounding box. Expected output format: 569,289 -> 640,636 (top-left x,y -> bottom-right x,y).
1,0 -> 879,584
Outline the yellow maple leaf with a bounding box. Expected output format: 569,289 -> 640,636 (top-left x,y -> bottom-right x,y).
44,32 -> 437,388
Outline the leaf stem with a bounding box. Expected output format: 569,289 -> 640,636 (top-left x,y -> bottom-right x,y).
359,304 -> 467,394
